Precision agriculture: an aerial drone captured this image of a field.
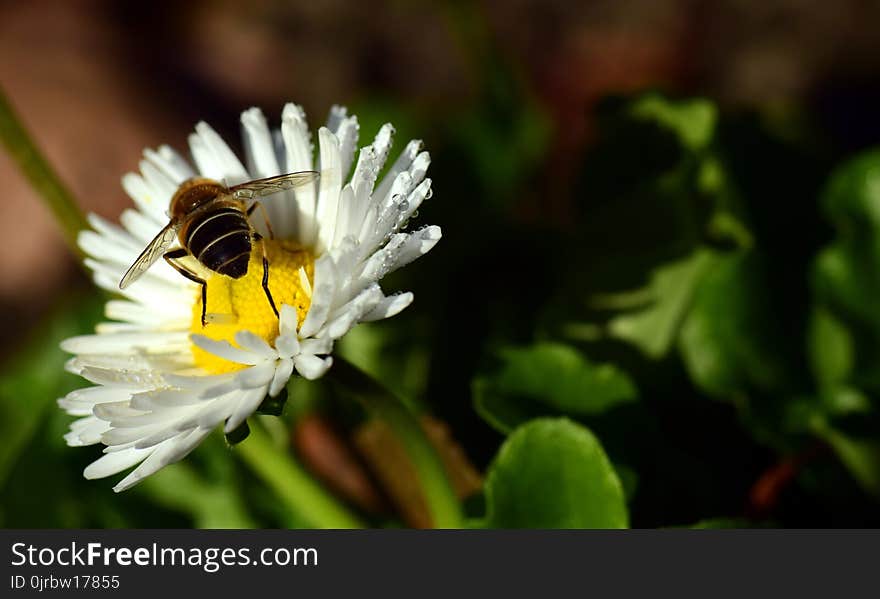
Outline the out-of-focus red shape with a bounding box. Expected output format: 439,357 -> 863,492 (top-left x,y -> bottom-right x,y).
748,444 -> 826,519
294,412 -> 483,528
354,415 -> 483,529
0,0 -> 183,350
292,412 -> 389,517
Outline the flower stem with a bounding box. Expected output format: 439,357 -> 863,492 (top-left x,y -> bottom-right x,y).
0,85 -> 87,257
236,418 -> 365,528
330,358 -> 464,528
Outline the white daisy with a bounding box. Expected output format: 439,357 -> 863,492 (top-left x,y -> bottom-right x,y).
59,104 -> 440,492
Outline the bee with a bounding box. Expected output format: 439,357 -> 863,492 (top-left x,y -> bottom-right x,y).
119,171 -> 319,326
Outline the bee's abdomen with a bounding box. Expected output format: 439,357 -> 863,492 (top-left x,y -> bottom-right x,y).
186,208 -> 252,279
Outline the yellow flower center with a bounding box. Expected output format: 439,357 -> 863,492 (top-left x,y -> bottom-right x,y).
190,239 -> 314,374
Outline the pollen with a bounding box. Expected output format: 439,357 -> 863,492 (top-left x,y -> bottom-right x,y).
190,239 -> 315,374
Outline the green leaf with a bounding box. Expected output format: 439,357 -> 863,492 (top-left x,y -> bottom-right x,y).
821,149 -> 880,233
473,343 -> 638,433
808,306 -> 855,389
607,249 -> 717,358
138,441 -> 257,529
684,517 -> 754,529
0,294 -> 102,486
630,94 -> 717,152
614,463 -> 639,503
678,252 -> 789,397
484,418 -> 628,528
815,423 -> 880,497
813,150 -> 880,332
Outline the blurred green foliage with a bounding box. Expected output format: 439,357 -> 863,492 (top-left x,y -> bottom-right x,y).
483,418 -> 627,529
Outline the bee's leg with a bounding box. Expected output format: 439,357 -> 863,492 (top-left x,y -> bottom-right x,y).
253,232 -> 280,319
163,249 -> 209,327
246,200 -> 275,239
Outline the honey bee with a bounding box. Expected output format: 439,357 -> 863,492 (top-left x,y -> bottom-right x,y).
119,171 -> 319,326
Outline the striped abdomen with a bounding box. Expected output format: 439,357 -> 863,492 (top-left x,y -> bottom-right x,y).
185,208 -> 252,278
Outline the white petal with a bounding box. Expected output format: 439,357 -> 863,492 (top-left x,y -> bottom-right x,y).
190,394 -> 238,430
84,447 -> 154,479
157,145 -> 196,181
105,299 -> 189,328
324,284 -> 383,339
139,159 -> 178,206
388,225 -> 442,272
236,360 -> 276,389
65,416 -> 111,446
58,386 -> 133,416
300,337 -> 333,356
163,371 -> 238,391
121,173 -> 167,224
362,292 -> 414,322
199,378 -> 242,400
315,127 -> 342,252
119,208 -> 174,247
275,333 -> 300,359
61,332 -> 189,355
234,330 -> 277,360
331,184 -> 357,250
189,335 -> 262,365
135,426 -> 189,450
374,139 -> 422,204
408,151 -> 431,190
224,387 -> 266,433
269,358 -> 294,397
241,107 -> 288,235
281,103 -> 316,243
371,123 -> 395,172
129,388 -> 205,411
102,421 -> 181,446
193,121 -> 249,185
85,213 -> 144,253
113,428 -> 211,492
326,104 -> 347,133
295,354 -> 333,380
298,255 -> 337,338
79,366 -> 164,390
278,304 -> 300,338
144,147 -> 189,185
330,109 -> 359,180
241,107 -> 281,178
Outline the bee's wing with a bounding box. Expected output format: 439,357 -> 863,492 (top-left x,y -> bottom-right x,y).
118,223 -> 179,289
229,171 -> 320,201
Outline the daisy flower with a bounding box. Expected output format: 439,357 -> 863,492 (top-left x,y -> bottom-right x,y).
59,104 -> 440,492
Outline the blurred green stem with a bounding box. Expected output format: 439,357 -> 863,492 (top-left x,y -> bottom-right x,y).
330,358 -> 464,528
236,419 -> 365,529
0,85 -> 87,257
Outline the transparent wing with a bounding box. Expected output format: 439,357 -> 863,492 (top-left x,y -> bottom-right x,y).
118,223 -> 179,289
229,171 -> 319,201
